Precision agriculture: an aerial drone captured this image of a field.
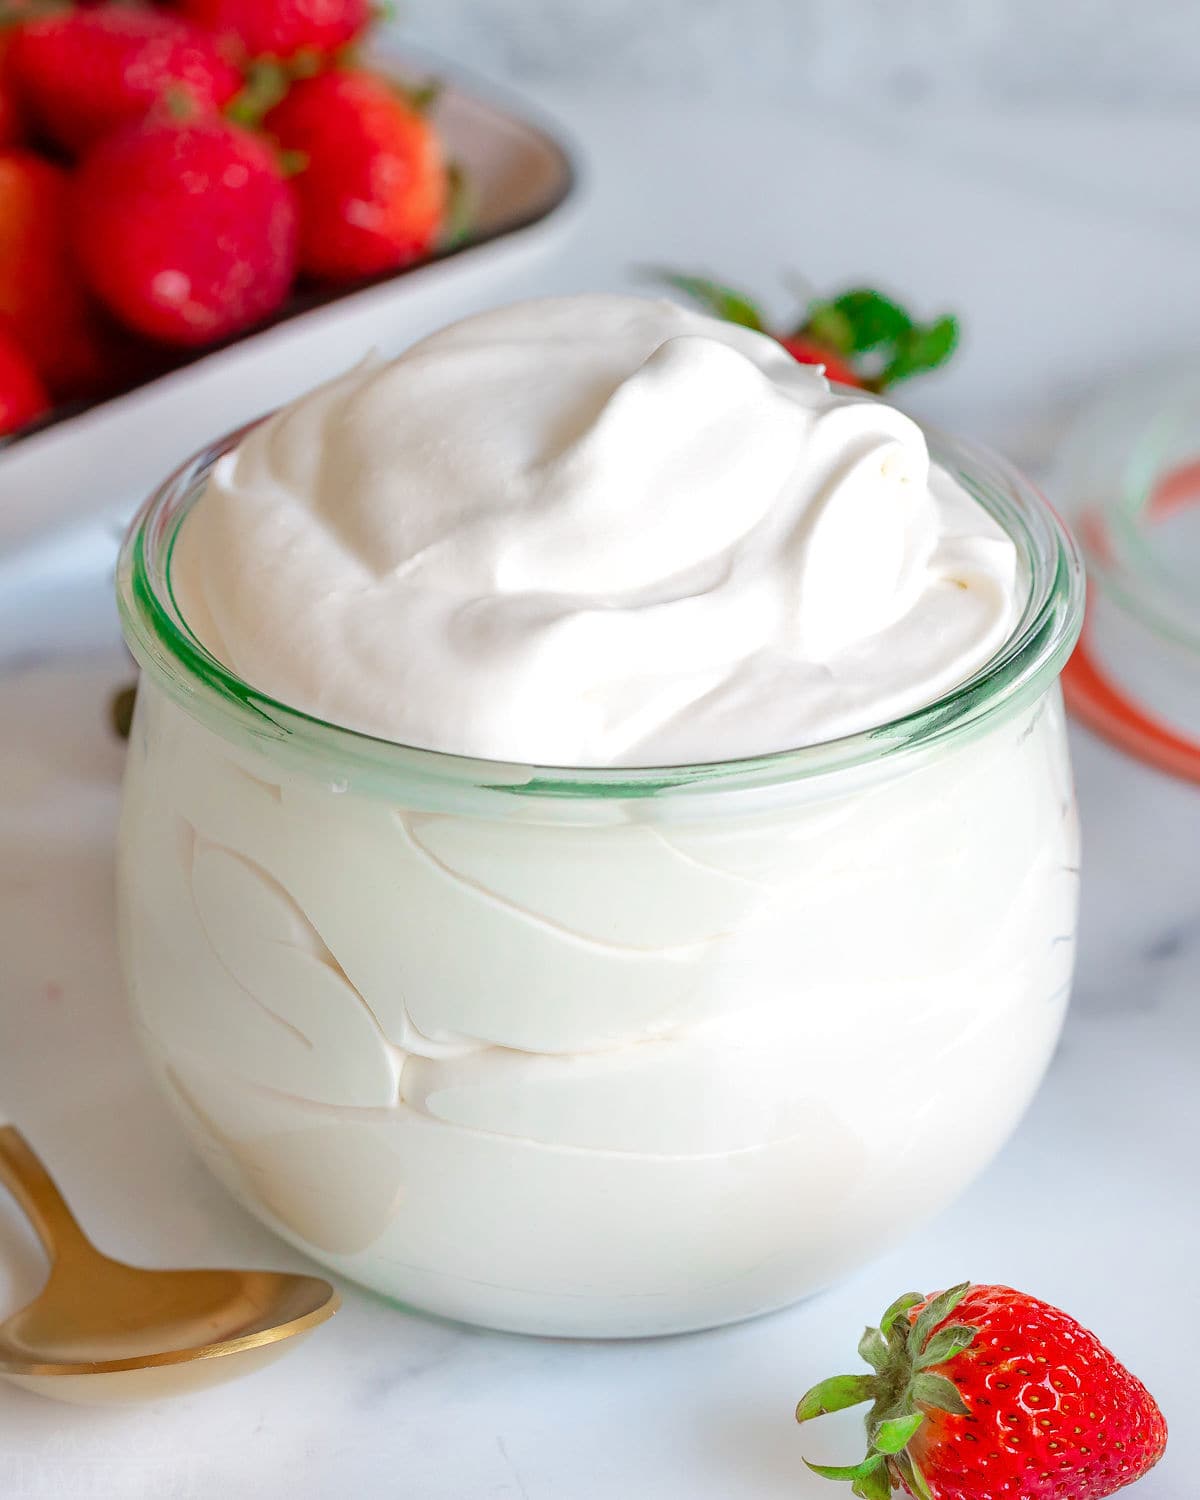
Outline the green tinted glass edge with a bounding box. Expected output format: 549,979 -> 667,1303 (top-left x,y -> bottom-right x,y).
116,418 -> 1085,802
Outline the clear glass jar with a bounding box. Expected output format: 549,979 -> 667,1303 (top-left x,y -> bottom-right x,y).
116,422 -> 1084,1338
1055,365 -> 1200,781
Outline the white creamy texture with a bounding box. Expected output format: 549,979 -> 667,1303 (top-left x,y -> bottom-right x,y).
119,677 -> 1079,1336
122,294 -> 1073,1337
173,295 -> 1020,765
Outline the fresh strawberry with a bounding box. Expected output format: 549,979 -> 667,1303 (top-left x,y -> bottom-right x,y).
175,0 -> 369,62
778,333 -> 862,388
796,1283 -> 1168,1500
265,70 -> 445,281
0,84 -> 19,149
72,115 -> 298,347
0,35 -> 24,148
0,324 -> 49,434
0,149 -> 70,366
9,5 -> 242,157
0,147 -> 109,397
656,272 -> 958,392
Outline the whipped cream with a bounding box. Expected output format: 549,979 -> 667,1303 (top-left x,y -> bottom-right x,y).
118,293 -> 1078,1338
173,295 -> 1020,765
119,682 -> 1079,1335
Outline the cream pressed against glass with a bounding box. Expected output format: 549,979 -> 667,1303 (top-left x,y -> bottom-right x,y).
116,419 -> 1084,1338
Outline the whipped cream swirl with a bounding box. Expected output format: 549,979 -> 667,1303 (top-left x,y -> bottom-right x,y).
173,295 -> 1020,765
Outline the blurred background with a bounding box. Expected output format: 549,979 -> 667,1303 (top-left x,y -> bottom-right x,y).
6,0 -> 1198,761
402,0 -> 1200,108
381,0 -> 1200,476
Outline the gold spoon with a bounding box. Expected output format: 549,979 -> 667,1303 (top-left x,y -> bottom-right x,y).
0,1124 -> 339,1404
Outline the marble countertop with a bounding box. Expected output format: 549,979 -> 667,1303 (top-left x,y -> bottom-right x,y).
405,0 -> 1200,112
0,74 -> 1197,1499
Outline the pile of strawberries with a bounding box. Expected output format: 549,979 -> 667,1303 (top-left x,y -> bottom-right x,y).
0,0 -> 450,436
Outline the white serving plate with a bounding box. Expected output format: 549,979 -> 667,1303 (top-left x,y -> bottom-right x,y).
0,43 -> 579,558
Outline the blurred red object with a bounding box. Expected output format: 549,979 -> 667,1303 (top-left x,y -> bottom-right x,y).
0,36 -> 24,147
0,325 -> 49,434
1063,461 -> 1200,785
10,6 -> 242,155
73,116 -> 298,346
176,0 -> 369,62
267,70 -> 445,280
0,149 -> 116,398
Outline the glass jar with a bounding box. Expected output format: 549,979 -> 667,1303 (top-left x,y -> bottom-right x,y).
1055,365 -> 1200,782
116,422 -> 1084,1338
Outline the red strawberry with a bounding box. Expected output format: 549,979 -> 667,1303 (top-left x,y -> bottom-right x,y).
0,35 -> 24,148
656,272 -> 959,392
0,150 -> 73,368
778,333 -> 863,388
0,325 -> 49,434
0,85 -> 19,150
72,115 -> 298,347
10,5 -> 241,156
0,148 -> 111,398
265,70 -> 445,281
796,1283 -> 1168,1500
175,0 -> 368,62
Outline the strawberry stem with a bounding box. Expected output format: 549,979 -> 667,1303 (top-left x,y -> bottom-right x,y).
851,1463 -> 892,1500
646,271 -> 767,332
805,1455 -> 887,1483
226,60 -> 292,128
876,314 -> 958,389
289,46 -> 324,79
878,1293 -> 923,1337
441,160 -> 473,249
795,1375 -> 877,1422
906,1284 -> 971,1356
796,1285 -> 980,1491
892,1451 -> 935,1500
656,269 -> 960,391
277,148 -> 309,177
398,75 -> 443,113
0,0 -> 69,25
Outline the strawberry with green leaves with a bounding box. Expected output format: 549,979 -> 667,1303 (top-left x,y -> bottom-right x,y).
10,6 -> 242,157
796,1283 -> 1167,1500
657,272 -> 958,392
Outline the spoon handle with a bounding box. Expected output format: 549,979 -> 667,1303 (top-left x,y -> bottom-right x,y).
0,1126 -> 96,1266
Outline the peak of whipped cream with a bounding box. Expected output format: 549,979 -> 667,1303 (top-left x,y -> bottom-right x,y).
172,294 -> 1021,766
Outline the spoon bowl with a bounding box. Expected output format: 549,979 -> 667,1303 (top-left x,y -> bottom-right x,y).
0,1125 -> 339,1403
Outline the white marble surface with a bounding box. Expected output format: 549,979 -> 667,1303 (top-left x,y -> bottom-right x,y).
0,77 -> 1198,1498
403,0 -> 1200,109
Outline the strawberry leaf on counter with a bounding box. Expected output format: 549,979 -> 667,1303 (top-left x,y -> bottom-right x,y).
881,314 -> 959,386
657,268 -> 960,391
649,271 -> 767,331
814,289 -> 913,352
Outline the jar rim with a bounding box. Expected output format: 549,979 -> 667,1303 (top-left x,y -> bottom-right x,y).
117,412 -> 1084,801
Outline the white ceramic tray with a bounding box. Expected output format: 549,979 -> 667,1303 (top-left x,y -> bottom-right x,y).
0,43 -> 578,557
